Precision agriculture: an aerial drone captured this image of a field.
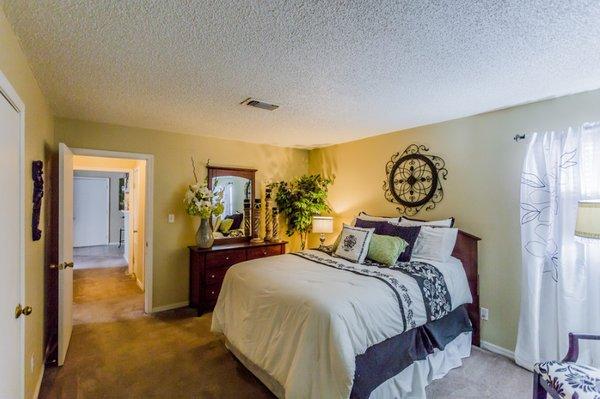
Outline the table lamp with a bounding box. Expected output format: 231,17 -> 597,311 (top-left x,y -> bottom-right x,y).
575,200 -> 600,241
312,216 -> 333,248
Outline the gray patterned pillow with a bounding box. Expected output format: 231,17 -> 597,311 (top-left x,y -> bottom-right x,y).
334,224 -> 375,263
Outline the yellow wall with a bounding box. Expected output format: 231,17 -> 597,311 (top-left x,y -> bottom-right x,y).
55,118 -> 308,308
73,155 -> 139,170
308,88 -> 600,351
0,8 -> 55,398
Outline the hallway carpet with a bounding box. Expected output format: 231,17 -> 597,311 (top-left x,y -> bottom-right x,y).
73,245 -> 128,269
72,266 -> 143,325
39,269 -> 532,398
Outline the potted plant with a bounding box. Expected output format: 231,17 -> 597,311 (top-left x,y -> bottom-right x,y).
184,181 -> 224,248
269,174 -> 333,250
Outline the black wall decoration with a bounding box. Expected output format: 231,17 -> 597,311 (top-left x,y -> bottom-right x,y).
383,144 -> 447,216
32,160 -> 44,241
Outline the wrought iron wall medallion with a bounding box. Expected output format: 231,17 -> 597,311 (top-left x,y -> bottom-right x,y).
383,144 -> 447,216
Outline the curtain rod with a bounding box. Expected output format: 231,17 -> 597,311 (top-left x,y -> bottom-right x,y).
514,134 -> 526,142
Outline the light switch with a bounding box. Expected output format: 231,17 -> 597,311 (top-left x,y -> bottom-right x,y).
168,214 -> 175,223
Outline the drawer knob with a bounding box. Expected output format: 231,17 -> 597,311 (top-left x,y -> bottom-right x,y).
210,274 -> 215,278
225,256 -> 230,260
211,291 -> 215,295
263,251 -> 267,255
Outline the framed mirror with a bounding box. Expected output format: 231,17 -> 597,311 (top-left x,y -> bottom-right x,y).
207,165 -> 256,244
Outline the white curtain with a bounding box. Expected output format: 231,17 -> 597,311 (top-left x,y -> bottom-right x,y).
516,122 -> 600,370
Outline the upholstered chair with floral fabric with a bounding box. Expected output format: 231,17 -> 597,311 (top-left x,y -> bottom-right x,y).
533,333 -> 600,399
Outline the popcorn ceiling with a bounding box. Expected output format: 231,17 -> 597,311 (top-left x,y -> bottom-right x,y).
3,1 -> 600,148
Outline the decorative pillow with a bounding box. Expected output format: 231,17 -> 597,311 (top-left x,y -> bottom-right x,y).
398,216 -> 455,227
225,213 -> 244,230
411,226 -> 458,263
354,218 -> 390,234
334,224 -> 375,263
382,223 -> 421,262
219,218 -> 234,233
367,234 -> 408,266
353,211 -> 399,224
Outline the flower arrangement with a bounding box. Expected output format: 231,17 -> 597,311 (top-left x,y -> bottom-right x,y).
184,181 -> 225,219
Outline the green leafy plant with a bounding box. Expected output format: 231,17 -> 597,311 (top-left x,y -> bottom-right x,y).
269,174 -> 333,249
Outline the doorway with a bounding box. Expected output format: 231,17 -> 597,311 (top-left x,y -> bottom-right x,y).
46,146 -> 154,367
72,156 -> 147,325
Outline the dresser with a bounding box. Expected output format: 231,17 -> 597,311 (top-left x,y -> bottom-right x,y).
188,241 -> 287,315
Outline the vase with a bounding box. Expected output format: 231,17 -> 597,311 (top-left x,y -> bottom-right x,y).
196,218 -> 214,248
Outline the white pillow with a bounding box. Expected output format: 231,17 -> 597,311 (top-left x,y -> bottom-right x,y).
411,226 -> 458,263
352,211 -> 399,225
398,216 -> 454,227
334,224 -> 375,263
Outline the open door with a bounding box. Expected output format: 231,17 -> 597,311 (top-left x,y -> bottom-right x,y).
57,143 -> 74,365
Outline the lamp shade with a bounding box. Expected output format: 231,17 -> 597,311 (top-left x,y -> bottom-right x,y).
312,216 -> 333,234
575,200 -> 600,239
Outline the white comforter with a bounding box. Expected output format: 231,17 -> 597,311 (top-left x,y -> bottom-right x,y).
211,250 -> 472,399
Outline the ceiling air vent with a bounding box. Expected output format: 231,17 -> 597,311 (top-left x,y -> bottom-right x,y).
240,97 -> 279,111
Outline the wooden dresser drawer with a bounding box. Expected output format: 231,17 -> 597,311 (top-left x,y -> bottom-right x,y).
205,249 -> 246,269
247,245 -> 282,260
204,284 -> 222,303
205,267 -> 228,286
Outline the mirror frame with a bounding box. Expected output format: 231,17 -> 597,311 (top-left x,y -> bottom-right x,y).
207,165 -> 257,244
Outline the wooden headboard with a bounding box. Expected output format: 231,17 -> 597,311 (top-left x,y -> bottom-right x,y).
451,230 -> 481,347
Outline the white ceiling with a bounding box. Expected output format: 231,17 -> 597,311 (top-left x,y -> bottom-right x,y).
4,1 -> 600,148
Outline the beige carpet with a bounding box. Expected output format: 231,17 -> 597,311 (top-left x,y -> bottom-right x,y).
73,245 -> 128,269
40,268 -> 532,398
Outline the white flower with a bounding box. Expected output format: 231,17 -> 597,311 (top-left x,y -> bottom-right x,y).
184,179 -> 225,218
184,189 -> 195,203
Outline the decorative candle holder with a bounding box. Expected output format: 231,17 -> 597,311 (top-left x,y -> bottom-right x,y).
243,198 -> 251,237
264,188 -> 273,241
271,207 -> 281,242
250,198 -> 264,243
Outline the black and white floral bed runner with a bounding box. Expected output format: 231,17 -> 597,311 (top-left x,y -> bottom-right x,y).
292,251 -> 452,332
390,261 -> 452,322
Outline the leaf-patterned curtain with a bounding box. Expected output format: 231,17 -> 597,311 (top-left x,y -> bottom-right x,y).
516,122 -> 600,370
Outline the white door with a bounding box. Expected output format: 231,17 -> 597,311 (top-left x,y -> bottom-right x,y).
0,81 -> 25,398
58,143 -> 74,366
73,177 -> 109,247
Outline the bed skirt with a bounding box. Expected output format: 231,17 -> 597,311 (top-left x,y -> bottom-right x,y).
225,305 -> 472,398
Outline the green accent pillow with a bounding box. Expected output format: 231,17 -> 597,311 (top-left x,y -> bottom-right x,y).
219,218 -> 234,233
367,234 -> 408,266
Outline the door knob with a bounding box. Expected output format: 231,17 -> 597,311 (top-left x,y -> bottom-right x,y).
15,304 -> 32,319
49,261 -> 74,270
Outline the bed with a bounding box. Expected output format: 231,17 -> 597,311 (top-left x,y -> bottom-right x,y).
211,230 -> 480,398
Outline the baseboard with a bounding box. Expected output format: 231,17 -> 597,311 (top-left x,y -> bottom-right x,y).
481,340 -> 515,360
33,363 -> 45,399
151,301 -> 189,313
135,278 -> 144,291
